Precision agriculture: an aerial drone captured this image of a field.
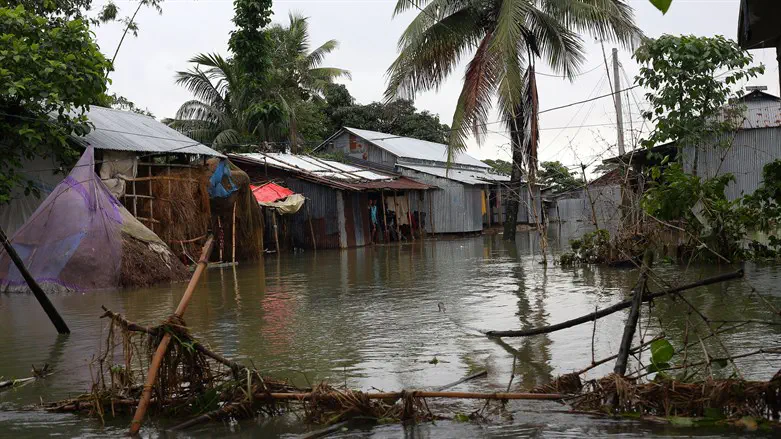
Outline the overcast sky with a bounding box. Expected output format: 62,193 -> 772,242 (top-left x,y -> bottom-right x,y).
91,0 -> 779,172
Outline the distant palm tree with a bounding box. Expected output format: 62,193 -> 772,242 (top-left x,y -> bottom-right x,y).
385,0 -> 640,240
268,12 -> 351,100
171,53 -> 286,151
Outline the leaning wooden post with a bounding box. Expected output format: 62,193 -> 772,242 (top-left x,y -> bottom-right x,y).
428,192 -> 435,236
271,210 -> 281,254
0,226 -> 69,334
231,200 -> 237,264
392,190 -> 401,239
306,201 -> 317,251
407,191 -> 416,241
614,249 -> 654,376
381,189 -> 389,242
129,235 -> 215,435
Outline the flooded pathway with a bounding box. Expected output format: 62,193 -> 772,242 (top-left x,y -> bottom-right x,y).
1,232 -> 780,437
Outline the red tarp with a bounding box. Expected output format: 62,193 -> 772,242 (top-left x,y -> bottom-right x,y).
251,183 -> 294,203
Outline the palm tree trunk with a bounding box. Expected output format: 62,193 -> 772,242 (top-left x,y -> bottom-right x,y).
503,108 -> 525,242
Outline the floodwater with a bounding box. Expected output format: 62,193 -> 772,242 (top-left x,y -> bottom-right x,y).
1,230 -> 780,438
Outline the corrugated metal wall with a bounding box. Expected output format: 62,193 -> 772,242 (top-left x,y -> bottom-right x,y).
284,178 -> 342,249
399,169 -> 484,233
325,132 -> 397,167
547,184 -> 622,234
682,127 -> 781,200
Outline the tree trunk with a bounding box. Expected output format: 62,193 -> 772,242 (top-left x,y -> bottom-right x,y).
503,110 -> 525,241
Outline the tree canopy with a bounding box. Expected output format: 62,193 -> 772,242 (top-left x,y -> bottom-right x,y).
0,3 -> 110,202
539,161 -> 581,194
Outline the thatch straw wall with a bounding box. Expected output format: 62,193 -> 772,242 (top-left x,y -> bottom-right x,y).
148,163 -> 263,263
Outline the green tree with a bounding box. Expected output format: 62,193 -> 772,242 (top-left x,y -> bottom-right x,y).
267,13 -> 351,99
635,35 -> 762,172
171,53 -> 286,151
228,0 -> 274,95
539,161 -> 580,193
323,85 -> 450,143
385,0 -> 639,241
266,12 -> 350,149
636,35 -> 763,261
0,4 -> 110,202
483,159 -> 512,175
5,0 -> 92,18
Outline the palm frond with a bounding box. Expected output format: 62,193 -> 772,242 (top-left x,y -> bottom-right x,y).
523,65 -> 539,177
212,129 -> 243,149
524,7 -> 586,79
385,6 -> 484,100
450,31 -> 500,155
393,0 -> 433,16
175,65 -> 227,110
307,40 -> 339,69
541,0 -> 642,48
174,100 -> 229,127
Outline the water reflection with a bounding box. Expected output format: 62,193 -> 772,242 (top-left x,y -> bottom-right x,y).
0,231 -> 779,438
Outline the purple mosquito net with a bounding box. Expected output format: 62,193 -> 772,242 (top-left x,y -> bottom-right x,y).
0,146 -> 123,293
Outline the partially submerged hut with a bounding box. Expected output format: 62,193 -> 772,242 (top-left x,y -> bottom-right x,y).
315,127 -> 539,234
0,147 -> 189,293
230,153 -> 431,249
0,106 -> 263,265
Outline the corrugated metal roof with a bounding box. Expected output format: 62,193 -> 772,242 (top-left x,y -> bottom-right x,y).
234,153 -> 432,191
70,106 -> 224,157
238,153 -> 391,181
742,102 -> 781,129
335,127 -> 490,169
398,164 -> 511,185
350,176 -> 433,190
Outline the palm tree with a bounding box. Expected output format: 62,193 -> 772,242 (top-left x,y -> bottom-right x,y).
171,53 -> 286,151
385,0 -> 640,241
266,12 -> 351,149
267,12 -> 351,100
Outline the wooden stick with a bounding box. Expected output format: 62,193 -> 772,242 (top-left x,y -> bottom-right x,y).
392,191 -> 401,239
381,190 -> 388,242
407,191 -> 415,241
99,306 -> 243,375
307,202 -> 317,251
271,211 -> 280,254
429,193 -> 435,235
129,235 -> 215,436
232,200 -> 237,264
266,391 -> 565,401
300,421 -> 349,439
433,370 -> 488,391
0,226 -> 69,334
576,334 -> 663,375
614,250 -> 653,376
486,270 -> 744,338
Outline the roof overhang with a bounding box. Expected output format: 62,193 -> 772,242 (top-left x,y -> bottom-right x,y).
738,0 -> 781,50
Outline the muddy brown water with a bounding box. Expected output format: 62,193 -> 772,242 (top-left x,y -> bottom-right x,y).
1,231 -> 780,438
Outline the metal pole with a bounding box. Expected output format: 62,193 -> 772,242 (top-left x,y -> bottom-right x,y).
0,227 -> 69,334
612,48 -> 625,156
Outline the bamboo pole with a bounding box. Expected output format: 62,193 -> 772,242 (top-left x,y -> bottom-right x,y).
266,391 -> 565,401
0,226 -> 69,334
486,270 -> 744,337
232,201 -> 237,264
129,235 -> 215,435
306,201 -> 317,251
